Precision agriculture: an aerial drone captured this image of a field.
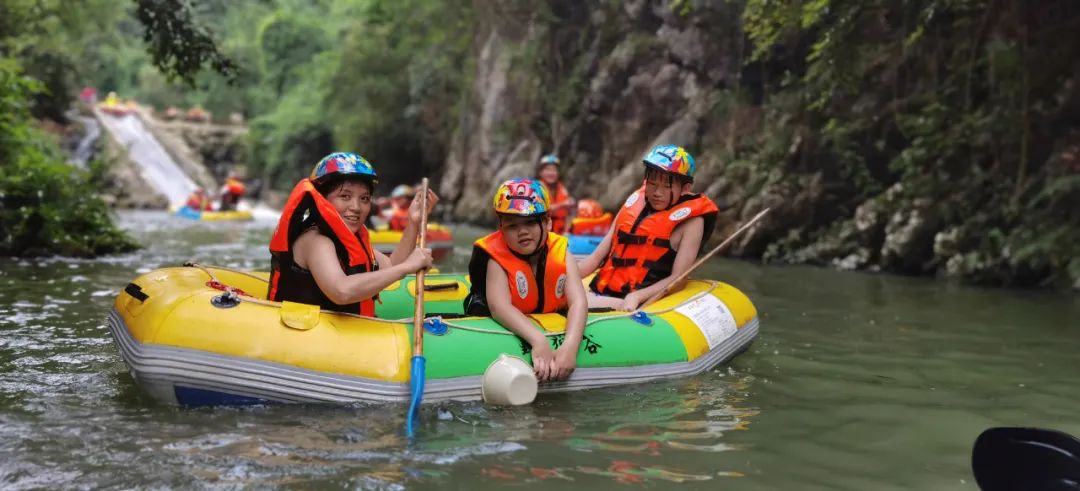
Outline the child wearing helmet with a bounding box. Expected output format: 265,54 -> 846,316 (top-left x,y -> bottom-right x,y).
577,145 -> 719,311
569,199 -> 613,236
536,154 -> 576,234
463,178 -> 588,382
384,184 -> 415,231
267,152 -> 438,317
218,172 -> 247,211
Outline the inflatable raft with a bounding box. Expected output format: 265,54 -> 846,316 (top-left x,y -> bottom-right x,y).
172,205 -> 254,222
107,265 -> 758,406
568,234 -> 604,256
370,224 -> 454,261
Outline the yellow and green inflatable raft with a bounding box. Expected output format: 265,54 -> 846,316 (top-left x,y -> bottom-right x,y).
107,266 -> 758,406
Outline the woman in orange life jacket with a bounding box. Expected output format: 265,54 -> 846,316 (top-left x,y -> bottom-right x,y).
577,144 -> 718,312
536,154 -> 575,234
462,178 -> 588,382
267,152 -> 438,316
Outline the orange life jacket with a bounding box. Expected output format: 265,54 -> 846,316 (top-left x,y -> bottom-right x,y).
570,212 -> 614,236
591,188 -> 718,297
388,205 -> 410,231
185,195 -> 211,211
267,179 -> 378,316
544,182 -> 571,233
473,230 -> 570,314
225,178 -> 246,196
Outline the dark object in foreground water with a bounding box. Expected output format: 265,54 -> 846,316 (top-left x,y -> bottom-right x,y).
973,427 -> 1080,491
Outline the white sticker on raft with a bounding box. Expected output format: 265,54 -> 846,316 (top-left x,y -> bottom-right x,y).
675,294 -> 738,349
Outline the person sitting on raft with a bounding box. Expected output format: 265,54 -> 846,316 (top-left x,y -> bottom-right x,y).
536,154 -> 575,234
578,144 -> 718,312
267,152 -> 437,316
463,178 -> 588,382
218,172 -> 247,211
184,187 -> 213,211
384,184 -> 415,231
568,199 -> 613,236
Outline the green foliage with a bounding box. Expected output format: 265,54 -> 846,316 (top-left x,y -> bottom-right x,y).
0,59 -> 137,256
740,0 -> 1080,287
132,0 -> 237,86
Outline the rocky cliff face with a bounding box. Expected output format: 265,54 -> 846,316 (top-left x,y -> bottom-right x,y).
439,0 -> 1080,289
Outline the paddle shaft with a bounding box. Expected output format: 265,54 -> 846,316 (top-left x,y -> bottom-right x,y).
640,208 -> 771,309
412,178 -> 430,356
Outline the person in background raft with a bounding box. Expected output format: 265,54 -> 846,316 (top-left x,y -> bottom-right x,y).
569,199 -> 613,236
385,184 -> 415,231
218,172 -> 247,211
536,154 -> 575,234
463,178 -> 588,382
184,187 -> 213,211
577,144 -> 718,311
267,152 -> 437,317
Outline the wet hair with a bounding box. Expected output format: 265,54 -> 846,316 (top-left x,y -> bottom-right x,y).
314,174 -> 375,197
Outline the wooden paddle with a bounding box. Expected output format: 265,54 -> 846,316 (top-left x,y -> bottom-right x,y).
405,178 -> 430,438
638,208 -> 771,310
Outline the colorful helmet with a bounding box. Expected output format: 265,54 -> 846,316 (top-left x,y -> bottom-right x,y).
642,144 -> 695,180
577,199 -> 604,219
391,184 -> 414,198
493,178 -> 549,217
310,152 -> 378,185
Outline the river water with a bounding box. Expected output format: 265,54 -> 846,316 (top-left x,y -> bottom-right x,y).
0,210 -> 1077,489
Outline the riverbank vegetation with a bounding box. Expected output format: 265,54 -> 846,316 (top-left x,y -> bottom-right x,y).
2,0 -> 1076,287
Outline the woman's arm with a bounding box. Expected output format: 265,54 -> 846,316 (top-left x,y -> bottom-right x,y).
620,217 -> 704,311
295,231 -> 431,306
485,259 -> 556,382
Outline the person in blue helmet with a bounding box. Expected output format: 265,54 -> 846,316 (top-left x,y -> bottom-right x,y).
577,144 -> 719,311
267,152 -> 438,317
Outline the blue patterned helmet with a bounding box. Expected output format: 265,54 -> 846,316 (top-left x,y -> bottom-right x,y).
310,152 -> 378,186
642,144 -> 695,180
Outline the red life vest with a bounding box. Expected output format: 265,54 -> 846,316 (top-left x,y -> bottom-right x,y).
225,178 -> 246,196
388,205 -> 410,231
544,182 -> 571,233
570,212 -> 613,236
474,230 -> 570,314
591,187 -> 718,297
267,179 -> 378,316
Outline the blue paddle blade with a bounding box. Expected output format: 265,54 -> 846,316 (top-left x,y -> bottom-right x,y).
406,355 -> 426,438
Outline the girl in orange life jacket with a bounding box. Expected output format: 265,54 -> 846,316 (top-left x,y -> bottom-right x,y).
577,144 -> 718,312
267,152 -> 438,316
462,178 -> 588,382
536,154 -> 576,234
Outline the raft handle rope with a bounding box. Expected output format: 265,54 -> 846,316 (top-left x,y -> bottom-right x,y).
184,263 -> 722,337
